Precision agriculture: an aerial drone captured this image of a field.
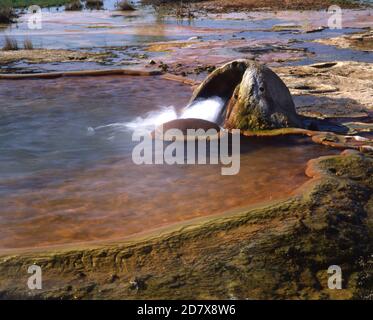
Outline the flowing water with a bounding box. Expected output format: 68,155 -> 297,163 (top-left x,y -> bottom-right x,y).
0,75 -> 338,251
124,96 -> 226,132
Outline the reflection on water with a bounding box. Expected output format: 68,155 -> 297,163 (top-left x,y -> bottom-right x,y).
0,75 -> 338,251
0,6 -> 205,49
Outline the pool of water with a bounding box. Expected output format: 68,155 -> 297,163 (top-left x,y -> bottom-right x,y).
0,4 -> 369,251
0,75 -> 338,251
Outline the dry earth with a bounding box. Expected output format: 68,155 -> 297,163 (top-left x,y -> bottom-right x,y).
314,29 -> 373,52
0,49 -> 111,65
273,61 -> 373,123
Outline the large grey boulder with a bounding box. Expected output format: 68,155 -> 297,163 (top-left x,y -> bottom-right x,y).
190,59 -> 302,130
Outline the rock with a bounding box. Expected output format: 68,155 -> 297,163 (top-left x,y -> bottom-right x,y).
304,26 -> 326,34
107,274 -> 119,284
272,24 -> 302,32
190,60 -> 302,130
360,145 -> 373,153
274,61 -> 373,120
314,30 -> 373,52
151,118 -> 221,141
190,59 -> 248,102
129,275 -> 150,291
187,36 -> 201,41
159,62 -> 169,71
341,149 -> 361,156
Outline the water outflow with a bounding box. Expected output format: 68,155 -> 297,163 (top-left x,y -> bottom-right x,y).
124,96 -> 226,132
180,97 -> 226,123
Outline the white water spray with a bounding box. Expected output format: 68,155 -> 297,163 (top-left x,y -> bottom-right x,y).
180,97 -> 225,123
123,106 -> 178,131
91,96 -> 225,135
122,96 -> 225,132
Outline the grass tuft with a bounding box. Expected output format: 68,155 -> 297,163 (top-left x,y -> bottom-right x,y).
3,36 -> 18,51
23,38 -> 34,50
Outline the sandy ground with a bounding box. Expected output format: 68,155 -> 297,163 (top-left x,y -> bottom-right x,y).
274,61 -> 373,119
0,49 -> 112,64
314,29 -> 373,51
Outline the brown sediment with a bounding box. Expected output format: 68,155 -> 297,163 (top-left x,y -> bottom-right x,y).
0,134 -> 332,250
0,150 -> 371,299
0,49 -> 111,65
0,68 -> 162,79
147,41 -> 199,53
